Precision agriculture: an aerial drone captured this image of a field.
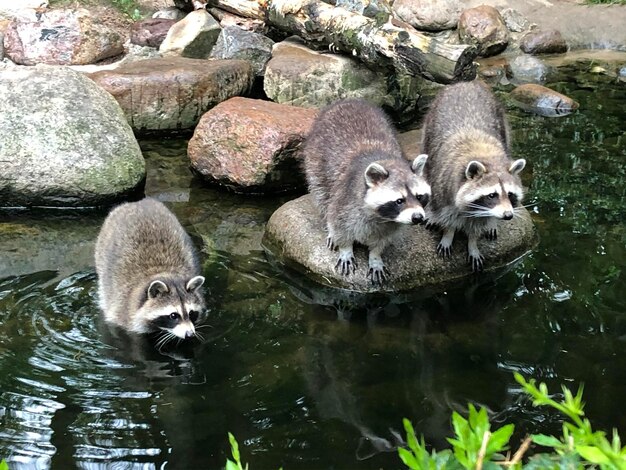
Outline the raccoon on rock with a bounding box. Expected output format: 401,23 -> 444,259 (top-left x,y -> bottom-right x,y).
422,80 -> 527,272
303,99 -> 431,286
95,198 -> 206,343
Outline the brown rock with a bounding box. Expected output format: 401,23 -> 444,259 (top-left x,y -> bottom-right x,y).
88,57 -> 253,132
3,8 -> 124,65
458,5 -> 509,57
510,83 -> 579,117
188,97 -> 318,193
520,30 -> 567,55
130,18 -> 176,48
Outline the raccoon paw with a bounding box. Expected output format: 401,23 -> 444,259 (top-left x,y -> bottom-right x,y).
367,265 -> 389,286
436,242 -> 452,258
485,228 -> 498,241
326,236 -> 337,251
335,253 -> 357,276
468,253 -> 485,272
425,221 -> 439,232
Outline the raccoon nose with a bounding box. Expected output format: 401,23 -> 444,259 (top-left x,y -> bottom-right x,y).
411,213 -> 424,225
503,211 -> 513,220
185,330 -> 194,339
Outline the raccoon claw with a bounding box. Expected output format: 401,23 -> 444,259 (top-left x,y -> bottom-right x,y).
326,236 -> 337,251
335,256 -> 357,276
437,243 -> 452,258
468,254 -> 484,272
367,266 -> 389,286
425,222 -> 439,232
485,228 -> 498,241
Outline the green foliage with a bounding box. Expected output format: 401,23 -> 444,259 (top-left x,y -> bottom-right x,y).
48,0 -> 143,19
399,374 -> 626,469
0,460 -> 8,470
226,432 -> 248,470
585,0 -> 626,4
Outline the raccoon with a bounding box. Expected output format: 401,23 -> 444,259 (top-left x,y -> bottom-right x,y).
303,98 -> 431,285
95,198 -> 206,344
421,80 -> 526,272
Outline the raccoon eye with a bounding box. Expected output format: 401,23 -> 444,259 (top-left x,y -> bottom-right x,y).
169,312 -> 179,320
488,192 -> 498,199
395,198 -> 405,205
508,192 -> 519,204
189,310 -> 198,322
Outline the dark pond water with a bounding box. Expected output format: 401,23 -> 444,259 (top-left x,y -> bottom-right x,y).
1,55 -> 625,469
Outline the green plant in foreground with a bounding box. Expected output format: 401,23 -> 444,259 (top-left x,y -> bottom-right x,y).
0,459 -> 8,470
226,432 -> 248,470
400,373 -> 626,469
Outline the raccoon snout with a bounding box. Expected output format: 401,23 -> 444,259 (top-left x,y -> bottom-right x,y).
185,330 -> 195,339
411,213 -> 425,225
502,211 -> 514,220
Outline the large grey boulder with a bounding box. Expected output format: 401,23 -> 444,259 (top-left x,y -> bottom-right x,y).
392,0 -> 460,32
0,65 -> 145,208
3,8 -> 124,65
88,57 -> 253,132
159,9 -> 221,58
263,195 -> 537,293
209,25 -> 274,76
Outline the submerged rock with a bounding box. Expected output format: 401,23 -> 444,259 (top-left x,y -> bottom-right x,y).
392,0 -> 460,31
188,97 -> 317,193
510,83 -> 579,117
3,8 -> 124,65
458,5 -> 509,57
0,66 -> 145,208
500,8 -> 530,33
520,30 -> 567,55
159,9 -> 221,58
510,55 -> 549,84
88,57 -> 253,132
263,195 -> 537,293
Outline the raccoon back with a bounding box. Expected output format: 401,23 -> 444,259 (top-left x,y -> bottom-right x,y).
95,198 -> 200,312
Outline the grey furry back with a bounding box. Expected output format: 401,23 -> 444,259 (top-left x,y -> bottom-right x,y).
422,81 -> 510,158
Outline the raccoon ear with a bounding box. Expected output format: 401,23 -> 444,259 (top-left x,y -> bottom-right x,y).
186,275 -> 205,292
465,160 -> 487,180
411,154 -> 428,176
509,158 -> 526,175
148,280 -> 169,299
364,163 -> 389,187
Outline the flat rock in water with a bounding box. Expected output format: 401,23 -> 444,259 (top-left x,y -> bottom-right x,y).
189,97 -> 318,193
3,8 -> 124,65
458,5 -> 509,57
0,65 -> 145,208
88,57 -> 253,132
520,30 -> 567,55
509,55 -> 549,84
263,195 -> 537,293
510,83 -> 579,116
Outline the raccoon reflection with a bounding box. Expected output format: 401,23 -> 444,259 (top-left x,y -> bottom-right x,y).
95,198 -> 206,344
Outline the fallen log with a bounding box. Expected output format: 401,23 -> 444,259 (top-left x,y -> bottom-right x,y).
207,0 -> 477,83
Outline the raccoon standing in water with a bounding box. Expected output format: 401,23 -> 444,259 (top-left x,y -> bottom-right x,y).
95,198 -> 206,344
303,99 -> 431,285
421,80 -> 526,271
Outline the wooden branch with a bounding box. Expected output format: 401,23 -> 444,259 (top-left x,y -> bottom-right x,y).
207,0 -> 477,83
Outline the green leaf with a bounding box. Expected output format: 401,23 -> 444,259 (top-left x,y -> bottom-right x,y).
532,434 -> 564,448
398,447 -> 421,469
487,424 -> 514,454
228,432 -> 241,463
0,460 -> 8,470
576,445 -> 611,464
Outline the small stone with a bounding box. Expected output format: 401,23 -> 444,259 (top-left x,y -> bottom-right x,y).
262,195 -> 537,293
510,55 -> 549,84
500,8 -> 530,33
159,9 -> 221,58
188,97 -> 318,193
392,0 -> 460,31
152,7 -> 186,21
130,18 -> 176,48
458,5 -> 510,57
88,57 -> 253,132
510,83 -> 579,117
209,25 -> 274,76
520,30 -> 567,55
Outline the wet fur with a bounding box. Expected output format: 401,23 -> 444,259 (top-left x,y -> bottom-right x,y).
422,81 -> 526,271
95,198 -> 206,339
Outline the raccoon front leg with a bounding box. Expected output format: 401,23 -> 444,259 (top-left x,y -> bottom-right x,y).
467,235 -> 484,272
484,219 -> 498,241
335,245 -> 357,275
325,225 -> 337,251
367,245 -> 390,286
436,228 -> 455,258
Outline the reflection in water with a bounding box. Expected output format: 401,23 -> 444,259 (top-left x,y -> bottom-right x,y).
0,60 -> 625,468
